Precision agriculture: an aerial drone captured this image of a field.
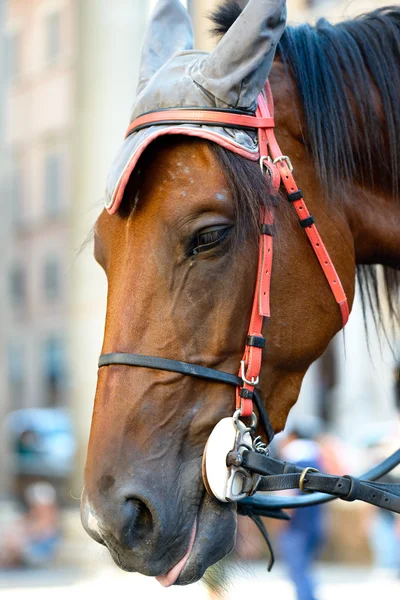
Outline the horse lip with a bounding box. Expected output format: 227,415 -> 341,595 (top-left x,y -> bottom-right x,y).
155,520 -> 197,587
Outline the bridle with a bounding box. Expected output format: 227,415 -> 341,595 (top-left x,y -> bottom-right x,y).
98,82 -> 400,563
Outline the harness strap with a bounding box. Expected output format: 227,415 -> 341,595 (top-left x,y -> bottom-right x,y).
235,85 -> 350,418
98,353 -> 275,443
262,84 -> 350,326
240,450 -> 400,514
99,353 -> 242,387
235,97 -> 275,417
125,109 -> 275,137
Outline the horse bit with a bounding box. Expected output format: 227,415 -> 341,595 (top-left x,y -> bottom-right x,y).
98,82 -> 400,566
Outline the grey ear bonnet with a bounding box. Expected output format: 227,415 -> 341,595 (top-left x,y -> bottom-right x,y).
106,0 -> 287,212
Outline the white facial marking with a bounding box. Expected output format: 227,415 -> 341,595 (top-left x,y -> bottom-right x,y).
87,509 -> 102,535
181,190 -> 187,197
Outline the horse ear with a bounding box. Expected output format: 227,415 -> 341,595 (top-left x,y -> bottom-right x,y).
137,0 -> 194,96
192,0 -> 287,109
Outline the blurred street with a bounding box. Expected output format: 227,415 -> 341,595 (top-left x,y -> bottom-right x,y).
0,506 -> 399,599
1,560 -> 399,599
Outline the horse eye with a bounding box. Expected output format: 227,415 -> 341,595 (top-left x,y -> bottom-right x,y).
189,226 -> 232,256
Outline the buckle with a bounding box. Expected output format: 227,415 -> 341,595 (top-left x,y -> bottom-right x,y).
226,467 -> 260,502
299,467 -> 319,494
259,155 -> 273,176
225,410 -> 260,501
203,410 -> 267,503
273,155 -> 293,172
240,360 -> 259,386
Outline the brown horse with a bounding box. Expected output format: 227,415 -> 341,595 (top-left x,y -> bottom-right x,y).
81,1 -> 400,586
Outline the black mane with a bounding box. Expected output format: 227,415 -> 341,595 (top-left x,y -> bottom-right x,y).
211,2 -> 400,332
211,3 -> 400,196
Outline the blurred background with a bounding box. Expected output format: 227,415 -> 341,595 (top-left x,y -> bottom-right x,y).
0,0 -> 399,598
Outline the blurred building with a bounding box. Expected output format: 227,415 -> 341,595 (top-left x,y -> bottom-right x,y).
69,0 -> 149,495
0,0 -> 76,496
0,0 -> 7,496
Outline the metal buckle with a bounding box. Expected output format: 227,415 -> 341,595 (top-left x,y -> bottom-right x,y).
240,360 -> 259,386
299,467 -> 319,494
224,410 -> 260,502
273,155 -> 294,172
259,155 -> 273,177
226,467 -> 256,502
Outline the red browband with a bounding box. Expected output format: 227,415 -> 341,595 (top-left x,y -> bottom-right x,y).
126,83 -> 349,418
126,110 -> 275,137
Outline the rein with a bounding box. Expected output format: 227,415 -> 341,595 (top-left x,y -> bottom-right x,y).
99,83 -> 400,547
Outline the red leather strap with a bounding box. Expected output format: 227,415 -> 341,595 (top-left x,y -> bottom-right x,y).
126,110 -> 275,138
236,205 -> 274,416
236,97 -> 276,417
262,82 -> 349,327
236,85 -> 349,417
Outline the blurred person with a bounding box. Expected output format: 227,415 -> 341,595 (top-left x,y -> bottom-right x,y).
396,362 -> 400,577
396,514 -> 400,578
367,497 -> 399,571
395,362 -> 400,413
366,362 -> 400,572
317,432 -> 349,476
15,429 -> 39,458
13,429 -> 41,504
277,421 -> 325,600
0,482 -> 61,568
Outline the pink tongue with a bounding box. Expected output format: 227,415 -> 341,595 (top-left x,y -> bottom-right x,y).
156,522 -> 197,588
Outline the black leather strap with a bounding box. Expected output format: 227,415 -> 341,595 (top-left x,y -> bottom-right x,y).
99,353 -> 242,387
99,353 -> 275,442
253,389 -> 275,444
99,353 -> 400,516
99,352 -> 274,443
240,448 -> 400,514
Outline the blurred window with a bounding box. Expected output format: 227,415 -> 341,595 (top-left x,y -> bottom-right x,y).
8,344 -> 25,409
45,11 -> 61,62
9,264 -> 25,307
43,256 -> 60,300
9,166 -> 24,228
42,337 -> 66,406
5,32 -> 20,80
44,153 -> 63,217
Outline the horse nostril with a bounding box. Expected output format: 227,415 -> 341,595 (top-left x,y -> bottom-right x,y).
122,497 -> 154,546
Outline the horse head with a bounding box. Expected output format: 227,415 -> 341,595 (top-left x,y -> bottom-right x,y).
81,0 -> 400,586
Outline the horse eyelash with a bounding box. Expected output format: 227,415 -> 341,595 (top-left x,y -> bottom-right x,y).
188,227 -> 232,257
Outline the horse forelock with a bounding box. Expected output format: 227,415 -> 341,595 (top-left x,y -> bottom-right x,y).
127,136 -> 281,251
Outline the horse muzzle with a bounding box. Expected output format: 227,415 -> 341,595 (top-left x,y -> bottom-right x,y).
80,473 -> 236,585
